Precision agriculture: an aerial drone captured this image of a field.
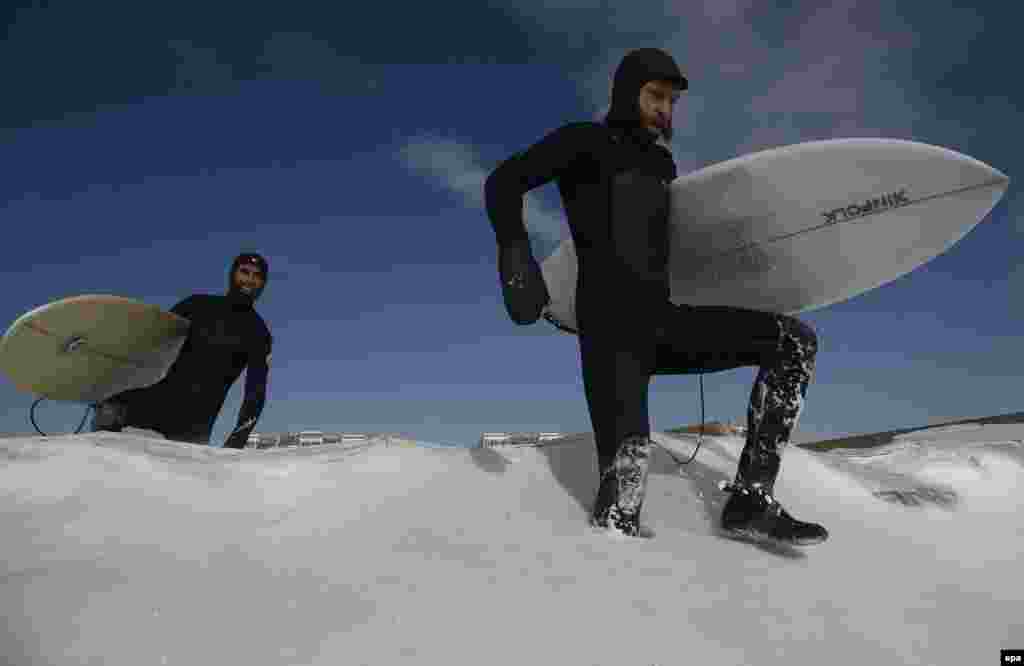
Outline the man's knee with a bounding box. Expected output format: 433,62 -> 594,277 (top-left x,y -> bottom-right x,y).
779,316 -> 818,358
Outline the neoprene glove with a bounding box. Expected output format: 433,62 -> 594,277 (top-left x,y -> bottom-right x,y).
498,242 -> 550,325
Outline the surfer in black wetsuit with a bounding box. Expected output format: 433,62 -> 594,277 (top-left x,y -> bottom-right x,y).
484,48 -> 827,545
92,253 -> 272,449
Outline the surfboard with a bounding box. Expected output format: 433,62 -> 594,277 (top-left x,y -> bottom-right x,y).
540,138 -> 1009,333
0,295 -> 190,404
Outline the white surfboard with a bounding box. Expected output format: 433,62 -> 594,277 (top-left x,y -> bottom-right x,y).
541,138 -> 1009,333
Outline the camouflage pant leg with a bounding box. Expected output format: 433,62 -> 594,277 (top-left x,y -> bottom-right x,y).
735,315 -> 818,492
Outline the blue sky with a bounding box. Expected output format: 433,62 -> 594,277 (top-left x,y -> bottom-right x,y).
1,1 -> 1020,446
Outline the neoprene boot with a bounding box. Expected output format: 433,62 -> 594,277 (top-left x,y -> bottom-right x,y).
590,435 -> 652,537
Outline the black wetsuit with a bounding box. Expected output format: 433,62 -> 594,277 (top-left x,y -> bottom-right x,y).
99,294 -> 272,446
485,50 -> 818,492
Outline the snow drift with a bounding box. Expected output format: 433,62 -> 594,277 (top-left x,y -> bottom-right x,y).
2,425 -> 1022,665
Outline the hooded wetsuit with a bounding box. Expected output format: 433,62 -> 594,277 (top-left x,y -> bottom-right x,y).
95,255 -> 272,446
485,48 -> 818,491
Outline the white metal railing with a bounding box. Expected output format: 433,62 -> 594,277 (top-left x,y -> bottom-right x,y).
245,432 -> 381,449
479,432 -> 565,448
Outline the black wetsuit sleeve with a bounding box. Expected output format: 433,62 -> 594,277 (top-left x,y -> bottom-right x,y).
232,337 -> 270,440
484,123 -> 596,247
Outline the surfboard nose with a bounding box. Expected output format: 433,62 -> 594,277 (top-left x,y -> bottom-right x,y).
989,165 -> 1010,187
975,159 -> 1010,188
967,158 -> 1010,223
939,144 -> 1010,192
929,146 -> 1010,226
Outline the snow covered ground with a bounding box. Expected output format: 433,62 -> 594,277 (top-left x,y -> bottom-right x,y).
2,423 -> 1022,665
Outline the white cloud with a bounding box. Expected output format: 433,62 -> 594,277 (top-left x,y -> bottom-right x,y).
398,136 -> 487,208
397,134 -> 566,249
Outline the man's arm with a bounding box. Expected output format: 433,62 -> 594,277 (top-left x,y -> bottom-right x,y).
484,122 -> 595,246
223,339 -> 271,449
484,123 -> 596,324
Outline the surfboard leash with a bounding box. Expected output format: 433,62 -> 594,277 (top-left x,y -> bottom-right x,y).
29,397 -> 93,437
662,371 -> 707,467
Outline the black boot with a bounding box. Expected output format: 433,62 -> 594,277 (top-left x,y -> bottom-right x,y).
719,482 -> 828,546
91,400 -> 127,433
590,435 -> 652,537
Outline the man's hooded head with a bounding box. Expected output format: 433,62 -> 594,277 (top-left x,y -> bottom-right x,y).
228,252 -> 269,304
605,48 -> 687,142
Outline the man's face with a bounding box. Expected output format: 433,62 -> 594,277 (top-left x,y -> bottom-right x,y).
233,264 -> 266,296
638,79 -> 682,140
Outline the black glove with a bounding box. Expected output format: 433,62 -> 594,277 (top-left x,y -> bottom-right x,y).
498,242 -> 550,325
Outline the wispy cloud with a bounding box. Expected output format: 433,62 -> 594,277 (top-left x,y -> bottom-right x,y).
397,134 -> 565,256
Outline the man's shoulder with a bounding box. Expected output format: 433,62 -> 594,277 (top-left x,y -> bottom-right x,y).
541,121 -> 614,168
183,293 -> 220,305
171,293 -> 217,315
555,120 -> 609,137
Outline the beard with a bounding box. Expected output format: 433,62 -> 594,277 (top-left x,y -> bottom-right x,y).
228,281 -> 261,304
642,113 -> 673,142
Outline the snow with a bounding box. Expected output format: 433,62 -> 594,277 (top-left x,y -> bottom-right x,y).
2,425 -> 1022,665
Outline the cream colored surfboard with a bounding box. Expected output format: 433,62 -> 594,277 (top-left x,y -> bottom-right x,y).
0,295 -> 189,404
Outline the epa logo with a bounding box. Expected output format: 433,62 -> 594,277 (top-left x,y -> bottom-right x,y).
1003,649 -> 1024,664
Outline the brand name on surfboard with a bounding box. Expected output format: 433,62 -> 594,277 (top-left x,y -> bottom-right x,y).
821,189 -> 910,224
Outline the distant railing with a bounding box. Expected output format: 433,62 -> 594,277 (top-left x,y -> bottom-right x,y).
479,432 -> 566,448
245,432 -> 378,449
244,431 -> 570,450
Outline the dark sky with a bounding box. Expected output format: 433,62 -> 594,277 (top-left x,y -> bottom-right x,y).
1,0 -> 612,132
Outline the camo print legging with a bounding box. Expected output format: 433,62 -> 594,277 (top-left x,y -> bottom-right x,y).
579,304 -> 818,491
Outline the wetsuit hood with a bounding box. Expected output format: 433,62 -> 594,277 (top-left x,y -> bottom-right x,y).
228,252 -> 269,306
605,48 -> 687,142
